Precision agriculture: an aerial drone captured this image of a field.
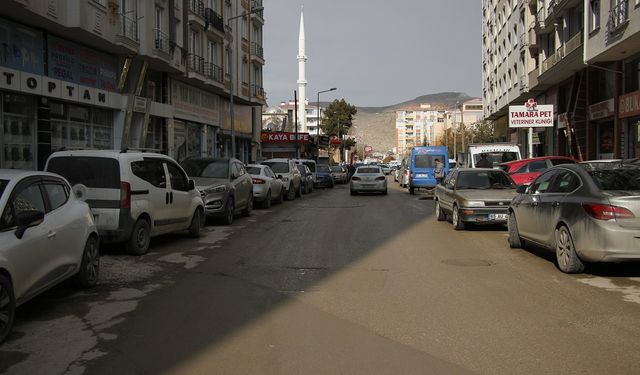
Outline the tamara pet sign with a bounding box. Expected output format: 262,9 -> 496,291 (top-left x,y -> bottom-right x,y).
261,132 -> 310,143
509,99 -> 554,128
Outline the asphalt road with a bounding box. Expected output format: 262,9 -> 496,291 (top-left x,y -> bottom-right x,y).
2,178 -> 640,374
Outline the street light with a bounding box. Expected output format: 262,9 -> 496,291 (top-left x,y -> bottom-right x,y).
316,87 -> 337,137
226,6 -> 264,159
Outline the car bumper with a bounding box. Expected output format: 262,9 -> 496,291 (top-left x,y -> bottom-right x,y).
573,220 -> 640,262
458,207 -> 510,224
351,181 -> 387,191
252,184 -> 269,202
202,192 -> 229,216
315,177 -> 333,187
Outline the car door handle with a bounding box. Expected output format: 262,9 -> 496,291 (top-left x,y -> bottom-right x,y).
166,192 -> 169,204
170,192 -> 174,204
47,231 -> 56,239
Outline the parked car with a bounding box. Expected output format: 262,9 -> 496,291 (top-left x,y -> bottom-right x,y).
315,164 -> 334,188
434,168 -> 518,230
262,159 -> 302,200
46,150 -> 204,255
508,163 -> 640,273
181,158 -> 253,225
297,164 -> 314,194
500,156 -> 576,186
331,165 -> 349,184
293,159 -> 317,186
246,164 -> 284,208
350,165 -> 388,195
379,164 -> 391,175
408,146 -> 449,195
0,169 -> 100,343
398,158 -> 410,187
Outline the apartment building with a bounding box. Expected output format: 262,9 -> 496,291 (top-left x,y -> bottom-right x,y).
395,104 -> 446,156
439,99 -> 485,156
0,0 -> 266,170
483,0 -> 640,160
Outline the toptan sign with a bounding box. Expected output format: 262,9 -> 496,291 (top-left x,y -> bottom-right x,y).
509,99 -> 554,128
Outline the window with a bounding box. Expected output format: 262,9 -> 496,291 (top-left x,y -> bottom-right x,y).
131,160 -> 167,188
166,162 -> 189,191
548,171 -> 581,193
50,103 -> 113,150
44,182 -> 69,211
589,0 -> 600,32
207,40 -> 218,65
14,184 -> 45,217
190,29 -> 201,56
47,156 -> 120,189
242,59 -> 248,84
527,160 -> 548,172
530,170 -> 558,194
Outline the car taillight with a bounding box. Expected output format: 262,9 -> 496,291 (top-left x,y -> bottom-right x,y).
352,176 -> 361,181
120,181 -> 131,209
582,203 -> 635,220
375,176 -> 385,180
252,178 -> 266,184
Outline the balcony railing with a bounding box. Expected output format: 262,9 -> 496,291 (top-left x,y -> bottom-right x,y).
118,14 -> 138,42
520,75 -> 528,90
536,7 -> 546,28
205,8 -> 224,33
539,31 -> 582,75
607,0 -> 629,34
547,0 -> 558,19
204,62 -> 223,83
189,0 -> 205,18
251,42 -> 264,59
154,29 -> 170,54
188,54 -> 205,75
564,31 -> 582,55
251,84 -> 265,99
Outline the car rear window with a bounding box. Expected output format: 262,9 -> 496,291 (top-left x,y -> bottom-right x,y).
246,166 -> 262,175
181,159 -> 228,178
357,167 -> 380,174
414,155 -> 446,168
331,166 -> 345,172
317,166 -> 330,173
47,156 -> 120,188
587,167 -> 640,191
263,162 -> 289,173
550,158 -> 576,166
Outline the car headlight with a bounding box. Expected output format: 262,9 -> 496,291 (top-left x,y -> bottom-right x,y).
204,185 -> 227,194
465,201 -> 485,207
281,176 -> 290,183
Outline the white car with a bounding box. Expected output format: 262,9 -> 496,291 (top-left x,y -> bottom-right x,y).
246,164 -> 285,208
46,150 -> 205,255
0,169 -> 100,343
261,159 -> 302,200
350,165 -> 388,195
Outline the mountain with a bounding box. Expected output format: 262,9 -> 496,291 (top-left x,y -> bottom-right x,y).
357,92 -> 474,113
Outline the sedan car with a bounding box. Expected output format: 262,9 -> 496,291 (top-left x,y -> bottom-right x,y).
0,170 -> 100,343
246,164 -> 284,208
297,164 -> 314,194
331,165 -> 349,184
350,166 -> 387,195
181,158 -> 253,225
434,168 -> 518,230
508,163 -> 640,273
315,164 -> 334,188
500,156 -> 576,186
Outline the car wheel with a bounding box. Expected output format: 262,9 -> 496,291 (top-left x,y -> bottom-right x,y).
409,187 -> 415,195
74,235 -> 100,288
126,218 -> 151,255
507,211 -> 523,249
262,190 -> 272,209
242,195 -> 253,216
555,225 -> 584,273
188,208 -> 204,238
0,274 -> 16,343
222,197 -> 235,225
295,182 -> 302,197
452,205 -> 465,230
435,200 -> 446,221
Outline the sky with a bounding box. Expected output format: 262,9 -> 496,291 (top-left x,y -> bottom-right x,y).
263,0 -> 483,108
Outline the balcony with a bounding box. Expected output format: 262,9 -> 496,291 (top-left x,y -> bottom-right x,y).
189,0 -> 205,17
547,0 -> 557,21
539,31 -> 583,76
250,0 -> 264,23
154,29 -> 171,54
188,54 -> 205,75
519,33 -> 529,49
535,7 -> 546,29
251,42 -> 264,60
251,84 -> 265,100
520,75 -> 529,91
607,0 -> 629,35
117,13 -> 138,43
204,62 -> 223,83
205,8 -> 224,33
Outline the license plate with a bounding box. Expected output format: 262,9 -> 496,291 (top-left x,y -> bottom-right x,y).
489,214 -> 508,220
416,174 -> 428,178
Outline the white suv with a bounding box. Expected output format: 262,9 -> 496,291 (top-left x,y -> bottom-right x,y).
261,159 -> 302,200
45,150 -> 204,255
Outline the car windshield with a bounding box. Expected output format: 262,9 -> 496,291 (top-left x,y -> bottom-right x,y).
456,171 -> 515,189
302,162 -> 316,172
262,162 -> 289,173
181,159 -> 228,178
331,166 -> 344,173
297,165 -> 306,173
415,155 -> 446,168
317,166 -> 330,173
474,152 -> 519,166
246,166 -> 262,175
586,166 -> 640,191
47,156 -> 120,188
357,167 -> 380,174
0,179 -> 8,199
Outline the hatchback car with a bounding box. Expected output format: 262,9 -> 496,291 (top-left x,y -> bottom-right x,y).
46,150 -> 204,255
315,165 -> 334,188
0,170 -> 100,343
508,163 -> 640,273
350,166 -> 387,195
181,158 -> 253,225
500,156 -> 576,186
434,168 -> 518,230
246,164 -> 284,208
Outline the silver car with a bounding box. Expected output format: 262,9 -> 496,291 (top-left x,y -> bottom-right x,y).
331,166 -> 348,184
0,170 -> 99,343
350,166 -> 387,195
246,164 -> 284,208
434,168 -> 518,230
508,163 -> 640,273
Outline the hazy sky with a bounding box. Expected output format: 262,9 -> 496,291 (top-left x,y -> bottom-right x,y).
262,0 -> 482,107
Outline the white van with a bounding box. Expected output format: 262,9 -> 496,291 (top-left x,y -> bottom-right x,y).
458,143 -> 522,168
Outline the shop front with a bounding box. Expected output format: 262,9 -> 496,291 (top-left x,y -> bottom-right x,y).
588,98 -> 616,159
619,91 -> 640,158
260,132 -> 311,159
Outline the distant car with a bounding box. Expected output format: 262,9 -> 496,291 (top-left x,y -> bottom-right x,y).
508,163 -> 640,274
293,159 -> 317,186
449,159 -> 457,169
0,169 -> 100,343
246,164 -> 284,208
331,166 -> 348,184
262,159 -> 302,200
182,158 -> 253,225
500,156 -> 576,186
434,168 -> 518,230
398,158 -> 410,187
379,164 -> 391,175
297,164 -> 314,194
350,165 -> 387,195
315,165 -> 334,188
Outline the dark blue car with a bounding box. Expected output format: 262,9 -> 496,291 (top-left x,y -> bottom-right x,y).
314,164 -> 334,188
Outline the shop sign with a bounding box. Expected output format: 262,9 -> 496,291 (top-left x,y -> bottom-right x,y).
0,66 -> 118,108
260,132 -> 310,143
0,17 -> 45,75
588,98 -> 615,120
619,91 -> 640,118
171,79 -> 220,125
509,99 -> 554,128
47,35 -> 118,91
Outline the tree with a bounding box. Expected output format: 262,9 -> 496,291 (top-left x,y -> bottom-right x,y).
469,121 -> 495,144
320,99 -> 358,138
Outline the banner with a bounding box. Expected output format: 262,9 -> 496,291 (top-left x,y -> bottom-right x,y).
261,132 -> 310,143
509,99 -> 553,128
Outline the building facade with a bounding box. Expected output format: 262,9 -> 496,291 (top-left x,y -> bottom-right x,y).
0,0 -> 266,170
395,104 -> 446,157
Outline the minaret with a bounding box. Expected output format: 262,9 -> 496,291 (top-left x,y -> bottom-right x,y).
297,8 -> 307,133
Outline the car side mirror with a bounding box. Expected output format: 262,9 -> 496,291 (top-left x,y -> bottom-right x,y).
276,175 -> 283,180
15,210 -> 45,239
188,179 -> 195,191
516,185 -> 528,194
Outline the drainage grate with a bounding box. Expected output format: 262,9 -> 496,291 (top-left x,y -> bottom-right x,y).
442,259 -> 494,267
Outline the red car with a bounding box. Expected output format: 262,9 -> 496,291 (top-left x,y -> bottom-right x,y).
500,156 -> 576,185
